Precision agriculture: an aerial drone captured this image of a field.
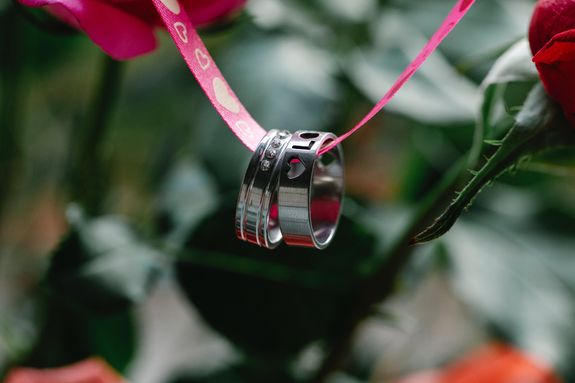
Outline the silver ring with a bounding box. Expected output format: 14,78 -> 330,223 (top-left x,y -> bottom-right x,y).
235,129 -> 292,249
278,131 -> 345,249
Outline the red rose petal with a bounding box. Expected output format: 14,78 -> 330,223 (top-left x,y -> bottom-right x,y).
533,30 -> 575,126
529,0 -> 575,55
530,0 -> 575,127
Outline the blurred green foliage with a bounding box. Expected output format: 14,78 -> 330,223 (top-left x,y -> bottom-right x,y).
2,0 -> 575,382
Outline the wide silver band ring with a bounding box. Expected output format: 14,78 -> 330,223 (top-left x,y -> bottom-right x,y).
235,129 -> 292,249
278,131 -> 345,249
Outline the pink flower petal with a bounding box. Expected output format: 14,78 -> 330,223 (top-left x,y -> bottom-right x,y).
182,0 -> 246,25
21,0 -> 157,60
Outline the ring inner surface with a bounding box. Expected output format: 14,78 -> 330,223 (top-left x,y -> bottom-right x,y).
310,144 -> 344,245
267,192 -> 282,245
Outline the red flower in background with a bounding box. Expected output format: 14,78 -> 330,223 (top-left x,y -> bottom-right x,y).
18,0 -> 246,60
4,358 -> 124,383
529,0 -> 575,127
395,343 -> 561,383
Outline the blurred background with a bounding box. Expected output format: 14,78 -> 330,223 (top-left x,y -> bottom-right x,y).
2,0 -> 575,382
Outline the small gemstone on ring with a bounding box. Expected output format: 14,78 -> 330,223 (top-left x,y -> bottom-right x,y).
271,138 -> 282,148
279,131 -> 290,139
266,148 -> 277,159
260,160 -> 271,171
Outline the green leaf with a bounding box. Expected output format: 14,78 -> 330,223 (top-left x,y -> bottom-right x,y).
47,207 -> 165,313
24,300 -> 135,373
345,11 -> 478,124
20,209 -> 163,371
399,0 -> 533,74
480,40 -> 538,88
155,158 -> 218,247
85,310 -> 136,371
444,216 -> 575,380
175,198 -> 378,359
412,85 -> 575,244
522,146 -> 575,176
470,39 -> 538,165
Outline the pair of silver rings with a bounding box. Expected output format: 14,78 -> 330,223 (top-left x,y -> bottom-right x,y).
235,130 -> 345,250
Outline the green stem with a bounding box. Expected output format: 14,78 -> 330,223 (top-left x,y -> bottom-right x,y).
69,55 -> 123,215
312,158 -> 467,383
0,7 -> 25,219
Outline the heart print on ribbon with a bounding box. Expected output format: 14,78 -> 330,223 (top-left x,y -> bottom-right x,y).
195,49 -> 210,70
152,0 -> 266,151
213,77 -> 241,113
151,0 -> 476,154
158,0 -> 180,14
174,22 -> 188,43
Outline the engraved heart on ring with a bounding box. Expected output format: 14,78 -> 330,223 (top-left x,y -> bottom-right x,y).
213,77 -> 240,113
287,157 -> 306,179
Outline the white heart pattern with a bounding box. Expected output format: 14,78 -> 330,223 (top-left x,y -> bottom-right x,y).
235,120 -> 253,139
195,49 -> 210,70
174,22 -> 188,43
213,77 -> 240,113
159,0 -> 180,14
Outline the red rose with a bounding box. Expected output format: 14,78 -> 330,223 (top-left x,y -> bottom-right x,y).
529,0 -> 575,127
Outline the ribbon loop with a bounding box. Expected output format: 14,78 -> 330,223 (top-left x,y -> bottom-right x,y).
151,0 -> 476,153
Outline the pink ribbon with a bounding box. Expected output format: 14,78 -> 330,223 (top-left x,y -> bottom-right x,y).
151,0 -> 476,154
151,0 -> 266,150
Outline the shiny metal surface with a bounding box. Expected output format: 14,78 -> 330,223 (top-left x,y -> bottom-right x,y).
278,131 -> 344,249
235,129 -> 292,249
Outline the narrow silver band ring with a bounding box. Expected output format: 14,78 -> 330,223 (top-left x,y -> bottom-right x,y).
278,131 -> 345,249
235,129 -> 292,249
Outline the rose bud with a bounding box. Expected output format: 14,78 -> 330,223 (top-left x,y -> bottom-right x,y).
529,0 -> 575,127
18,0 -> 246,60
